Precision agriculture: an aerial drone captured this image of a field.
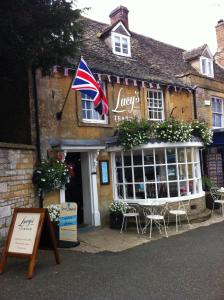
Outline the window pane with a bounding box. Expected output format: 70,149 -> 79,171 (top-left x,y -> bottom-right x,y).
124,152 -> 131,166
116,168 -> 123,183
146,183 -> 156,198
115,153 -> 122,167
189,180 -> 194,194
135,184 -> 145,199
155,148 -> 165,164
134,167 -> 143,182
125,184 -> 133,198
144,149 -> 154,164
179,164 -> 187,180
186,148 -> 192,162
188,164 -> 193,178
168,165 -> 177,180
180,181 -> 187,196
117,185 -> 124,199
124,168 -> 132,182
133,151 -> 142,165
167,148 -> 176,163
169,182 -> 178,197
156,166 -> 166,181
178,148 -> 185,162
157,183 -> 167,198
145,166 -> 155,181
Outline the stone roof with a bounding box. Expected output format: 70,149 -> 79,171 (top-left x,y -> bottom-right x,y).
71,17 -> 224,84
183,44 -> 207,61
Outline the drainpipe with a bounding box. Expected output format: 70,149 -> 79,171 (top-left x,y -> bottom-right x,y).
192,85 -> 198,120
32,67 -> 43,208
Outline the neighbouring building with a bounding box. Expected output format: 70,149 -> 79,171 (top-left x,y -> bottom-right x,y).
34,6 -> 224,227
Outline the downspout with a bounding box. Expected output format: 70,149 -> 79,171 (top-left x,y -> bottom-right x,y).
192,85 -> 206,180
32,67 -> 43,207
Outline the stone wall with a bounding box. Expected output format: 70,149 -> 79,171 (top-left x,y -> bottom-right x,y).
0,143 -> 37,244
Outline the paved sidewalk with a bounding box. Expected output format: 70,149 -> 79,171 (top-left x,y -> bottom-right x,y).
74,214 -> 224,253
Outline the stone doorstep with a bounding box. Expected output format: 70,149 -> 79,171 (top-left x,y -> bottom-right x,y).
70,212 -> 223,254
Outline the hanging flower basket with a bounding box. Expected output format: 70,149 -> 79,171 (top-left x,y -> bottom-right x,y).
32,157 -> 71,194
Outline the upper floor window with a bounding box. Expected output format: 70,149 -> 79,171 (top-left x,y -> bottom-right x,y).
200,57 -> 214,77
112,32 -> 131,57
212,97 -> 224,128
147,90 -> 164,121
81,81 -> 108,124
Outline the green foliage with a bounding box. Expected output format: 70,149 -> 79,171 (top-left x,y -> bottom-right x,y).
0,0 -> 83,71
154,118 -> 193,143
109,201 -> 126,214
117,118 -> 150,150
116,118 -> 213,150
202,176 -> 213,192
191,120 -> 213,145
33,157 -> 70,193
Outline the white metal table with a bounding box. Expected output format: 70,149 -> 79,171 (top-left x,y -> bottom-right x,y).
139,200 -> 167,236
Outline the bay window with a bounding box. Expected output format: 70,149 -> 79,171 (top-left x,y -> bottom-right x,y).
113,144 -> 203,203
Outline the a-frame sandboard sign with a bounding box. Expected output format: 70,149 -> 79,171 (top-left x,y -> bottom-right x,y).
0,208 -> 60,279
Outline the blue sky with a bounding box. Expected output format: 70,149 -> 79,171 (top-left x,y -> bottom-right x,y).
77,0 -> 224,54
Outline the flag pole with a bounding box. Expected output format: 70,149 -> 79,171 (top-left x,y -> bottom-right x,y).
56,57 -> 82,120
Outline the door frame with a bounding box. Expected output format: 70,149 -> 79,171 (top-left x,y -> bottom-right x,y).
59,149 -> 102,226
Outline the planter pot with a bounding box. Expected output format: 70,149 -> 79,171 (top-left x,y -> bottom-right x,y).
109,212 -> 123,229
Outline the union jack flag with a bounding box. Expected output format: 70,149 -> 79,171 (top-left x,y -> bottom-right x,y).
71,57 -> 108,116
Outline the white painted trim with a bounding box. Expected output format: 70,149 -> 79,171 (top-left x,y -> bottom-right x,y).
147,89 -> 164,121
82,118 -> 107,124
112,21 -> 131,36
60,188 -> 66,203
111,32 -> 131,57
202,46 -> 213,59
114,191 -> 205,204
200,56 -> 214,78
56,146 -> 105,151
107,141 -> 203,152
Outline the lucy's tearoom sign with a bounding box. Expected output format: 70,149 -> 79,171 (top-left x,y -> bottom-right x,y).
0,208 -> 60,279
112,86 -> 141,122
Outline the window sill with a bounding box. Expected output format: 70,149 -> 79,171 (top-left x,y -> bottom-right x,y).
78,120 -> 113,128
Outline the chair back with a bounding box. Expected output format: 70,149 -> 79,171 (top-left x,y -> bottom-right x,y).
210,187 -> 220,201
143,202 -> 167,217
178,199 -> 191,212
122,203 -> 137,214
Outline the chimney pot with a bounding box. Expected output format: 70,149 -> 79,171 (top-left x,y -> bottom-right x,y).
109,6 -> 129,28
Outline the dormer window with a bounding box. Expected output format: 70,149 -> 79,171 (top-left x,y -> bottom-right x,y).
200,56 -> 214,77
112,33 -> 130,56
111,21 -> 131,57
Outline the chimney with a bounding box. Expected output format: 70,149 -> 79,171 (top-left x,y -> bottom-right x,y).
109,6 -> 129,28
215,19 -> 224,66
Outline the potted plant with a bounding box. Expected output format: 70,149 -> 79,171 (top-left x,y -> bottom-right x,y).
47,204 -> 61,243
109,201 -> 126,229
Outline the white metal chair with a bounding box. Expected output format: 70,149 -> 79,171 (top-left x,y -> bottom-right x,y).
210,187 -> 222,215
120,203 -> 141,234
142,202 -> 168,239
168,200 -> 191,232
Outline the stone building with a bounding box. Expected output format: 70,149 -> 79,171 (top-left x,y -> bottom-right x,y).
34,6 -> 224,227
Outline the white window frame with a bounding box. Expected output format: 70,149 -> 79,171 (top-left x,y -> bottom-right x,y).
111,143 -> 204,204
200,56 -> 214,77
147,89 -> 164,121
212,96 -> 224,128
112,32 -> 131,57
81,81 -> 108,124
